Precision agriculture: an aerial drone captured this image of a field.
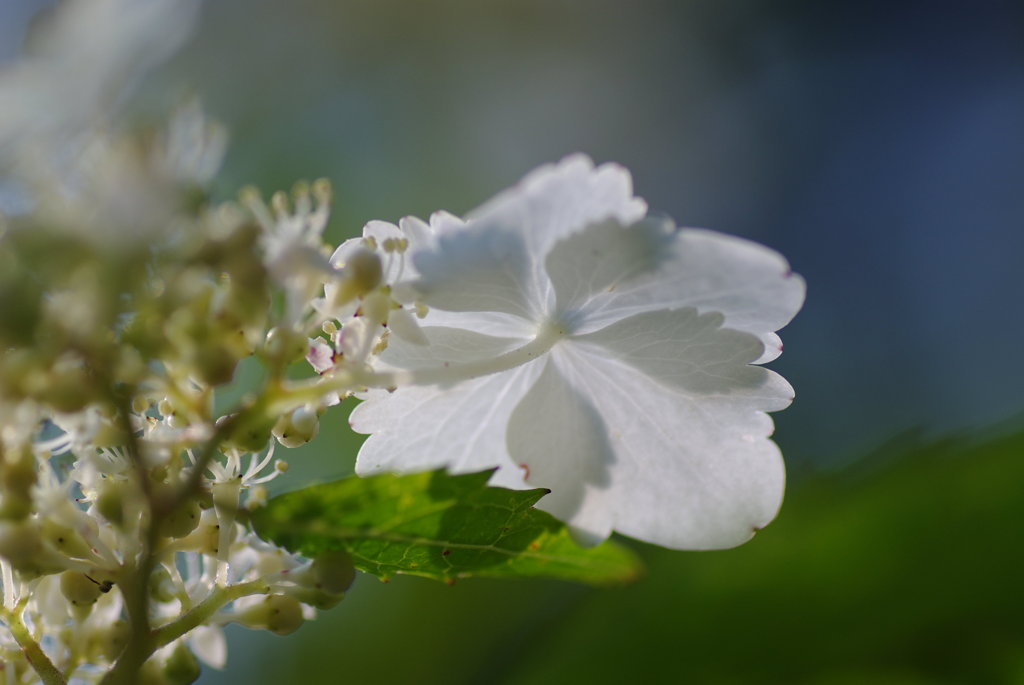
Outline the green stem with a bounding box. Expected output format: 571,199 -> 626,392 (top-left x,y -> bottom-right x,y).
101,395 -> 160,685
5,604 -> 67,685
152,580 -> 269,649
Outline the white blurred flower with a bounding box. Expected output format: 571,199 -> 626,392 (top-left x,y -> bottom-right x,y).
0,0 -> 201,156
0,0 -> 208,244
350,155 -> 805,550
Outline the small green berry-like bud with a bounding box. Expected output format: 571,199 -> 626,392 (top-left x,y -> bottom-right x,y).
310,549 -> 357,594
42,517 -> 95,560
264,594 -> 305,635
224,411 -> 276,454
60,571 -> 102,607
263,326 -> 307,364
96,479 -> 126,527
236,594 -> 305,635
283,585 -> 344,611
0,446 -> 36,520
150,564 -> 178,604
272,406 -> 320,448
193,345 -> 238,387
163,641 -> 202,685
160,498 -> 202,539
0,519 -> 66,576
0,519 -> 42,564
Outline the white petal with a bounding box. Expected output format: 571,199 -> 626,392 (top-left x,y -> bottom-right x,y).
328,236 -> 367,269
411,155 -> 647,319
386,307 -> 429,346
428,210 -> 465,234
506,359 -> 616,543
544,216 -> 674,315
412,226 -> 540,319
362,219 -> 405,244
351,363 -> 543,487
577,228 -> 805,357
378,326 -> 527,373
190,625 -> 227,670
574,308 -> 794,409
755,332 -> 785,364
552,342 -> 787,550
338,317 -> 376,361
362,220 -> 406,283
416,308 -> 536,340
467,154 -> 647,261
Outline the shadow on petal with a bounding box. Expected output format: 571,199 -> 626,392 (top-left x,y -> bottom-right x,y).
507,359 -> 617,542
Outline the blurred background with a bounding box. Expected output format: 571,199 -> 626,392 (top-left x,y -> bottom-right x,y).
4,0 -> 1024,682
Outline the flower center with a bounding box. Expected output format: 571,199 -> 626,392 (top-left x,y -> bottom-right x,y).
338,320 -> 567,391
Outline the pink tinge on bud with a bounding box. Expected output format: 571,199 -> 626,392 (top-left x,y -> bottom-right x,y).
306,338 -> 335,375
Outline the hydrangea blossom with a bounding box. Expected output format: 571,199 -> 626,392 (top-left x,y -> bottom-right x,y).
347,155 -> 805,550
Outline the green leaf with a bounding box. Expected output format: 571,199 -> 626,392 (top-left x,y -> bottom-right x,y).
251,469 -> 642,586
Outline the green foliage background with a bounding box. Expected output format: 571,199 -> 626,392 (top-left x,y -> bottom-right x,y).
213,423 -> 1024,684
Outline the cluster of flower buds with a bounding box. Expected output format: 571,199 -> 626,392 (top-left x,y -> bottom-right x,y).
0,43 -> 391,680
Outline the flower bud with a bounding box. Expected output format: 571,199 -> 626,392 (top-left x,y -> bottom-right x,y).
263,327 -> 307,365
160,498 -> 202,539
281,585 -> 344,610
59,571 -> 102,607
272,406 -> 320,448
308,549 -> 356,594
96,479 -> 126,527
0,519 -> 41,564
235,594 -> 305,635
150,564 -> 178,604
193,345 -> 238,387
0,446 -> 36,520
42,517 -> 96,561
0,519 -> 66,576
163,641 -> 202,685
175,509 -> 223,556
340,248 -> 382,298
223,412 -> 275,454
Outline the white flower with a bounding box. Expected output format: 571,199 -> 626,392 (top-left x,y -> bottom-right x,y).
0,0 -> 201,157
350,155 -> 805,550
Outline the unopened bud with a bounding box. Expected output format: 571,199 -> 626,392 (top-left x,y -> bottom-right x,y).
340,248 -> 382,298
96,479 -> 126,527
150,564 -> 178,604
309,550 -> 356,594
42,517 -> 96,561
272,406 -> 320,448
0,519 -> 66,576
161,498 -> 202,539
163,641 -> 202,685
235,594 -> 305,636
282,585 -> 344,611
60,571 -> 103,608
263,327 -> 306,364
223,412 -> 275,454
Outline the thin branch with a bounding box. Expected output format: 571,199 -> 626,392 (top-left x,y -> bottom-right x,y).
152,579 -> 269,649
4,603 -> 68,685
